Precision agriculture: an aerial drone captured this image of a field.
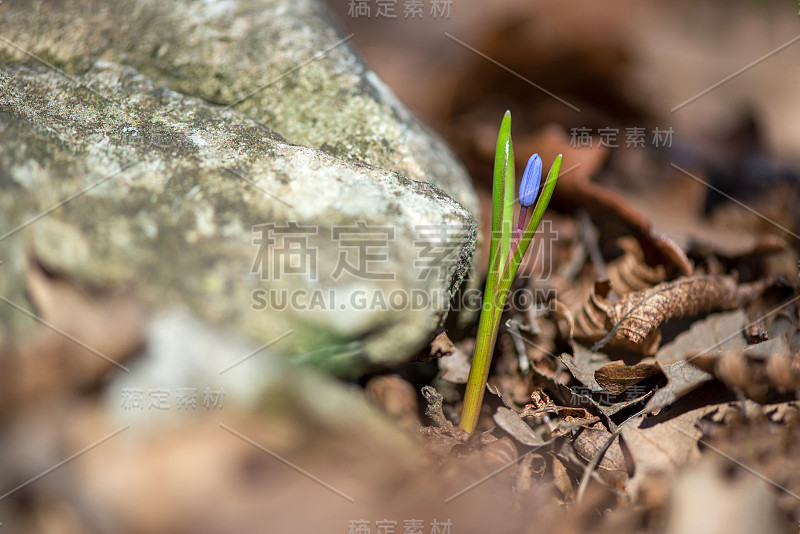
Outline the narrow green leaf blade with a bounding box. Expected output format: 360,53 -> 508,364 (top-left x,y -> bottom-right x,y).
491,110 -> 513,283
499,124 -> 514,275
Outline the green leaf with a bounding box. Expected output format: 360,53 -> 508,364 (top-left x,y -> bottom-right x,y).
460,111 -> 514,433
490,110 -> 514,284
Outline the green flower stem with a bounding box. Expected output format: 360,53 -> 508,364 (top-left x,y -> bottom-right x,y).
458,111 -> 561,433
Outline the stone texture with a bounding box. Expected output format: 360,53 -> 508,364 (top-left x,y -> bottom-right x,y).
0,0 -> 479,217
0,62 -> 476,374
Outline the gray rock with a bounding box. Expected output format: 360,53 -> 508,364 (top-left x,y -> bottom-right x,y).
0,62 -> 476,374
0,0 -> 479,218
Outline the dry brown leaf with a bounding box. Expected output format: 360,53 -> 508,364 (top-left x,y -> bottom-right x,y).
643,311 -> 749,413
494,333 -> 536,406
571,426 -> 627,483
605,236 -> 667,295
522,389 -> 594,424
493,406 -> 546,446
559,346 -> 656,417
480,436 -> 520,471
620,410 -> 709,500
560,345 -> 610,391
515,452 -> 546,493
0,261 -> 146,416
419,425 -> 470,460
417,330 -> 455,361
618,165 -> 795,260
688,338 -> 800,403
594,361 -> 661,395
744,315 -> 769,343
580,275 -> 772,349
438,340 -> 472,384
575,280 -> 662,355
550,454 -> 575,502
365,375 -> 420,429
643,360 -> 713,414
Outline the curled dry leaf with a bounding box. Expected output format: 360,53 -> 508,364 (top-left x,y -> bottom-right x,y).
417,330 -> 455,361
605,236 -> 667,295
550,454 -> 575,502
575,280 -> 662,355
560,346 -> 608,391
421,385 -> 454,429
594,360 -> 662,395
578,275 -> 772,349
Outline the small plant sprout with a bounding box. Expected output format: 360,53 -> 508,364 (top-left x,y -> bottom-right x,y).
459,111 -> 562,433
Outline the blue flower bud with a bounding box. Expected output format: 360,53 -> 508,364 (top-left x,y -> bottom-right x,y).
519,154 -> 542,207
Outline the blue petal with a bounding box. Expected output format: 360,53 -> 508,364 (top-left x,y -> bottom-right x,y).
519,153 -> 542,207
